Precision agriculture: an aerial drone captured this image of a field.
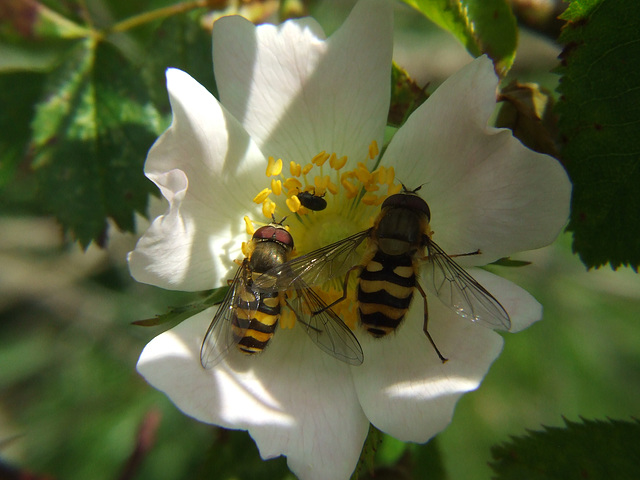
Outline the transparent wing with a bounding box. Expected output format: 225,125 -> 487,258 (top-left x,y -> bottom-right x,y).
288,284 -> 364,365
253,229 -> 371,292
424,240 -> 511,331
200,265 -> 258,369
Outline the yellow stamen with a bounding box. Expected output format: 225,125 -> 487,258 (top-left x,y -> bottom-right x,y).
362,192 -> 380,205
280,308 -> 296,329
289,161 -> 302,177
271,179 -> 282,195
368,140 -> 379,159
302,163 -> 314,175
266,157 -> 283,176
327,180 -> 339,195
387,183 -> 403,195
386,166 -> 395,185
312,151 -> 330,166
262,199 -> 276,218
243,216 -> 255,235
284,177 -> 303,192
286,195 -> 302,213
330,155 -> 348,170
314,175 -> 330,190
354,163 -> 372,185
253,188 -> 272,204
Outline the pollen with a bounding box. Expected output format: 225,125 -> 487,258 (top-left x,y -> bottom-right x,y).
330,154 -> 348,170
253,188 -> 272,204
280,307 -> 296,329
302,163 -> 314,175
362,192 -> 381,205
312,151 -> 330,166
266,157 -> 283,176
284,177 -> 303,193
286,195 -> 302,213
290,161 -> 302,177
262,199 -> 276,218
243,216 -> 255,235
368,140 -> 379,159
271,179 -> 282,195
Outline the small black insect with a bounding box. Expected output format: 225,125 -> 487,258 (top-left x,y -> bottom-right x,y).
296,190 -> 327,211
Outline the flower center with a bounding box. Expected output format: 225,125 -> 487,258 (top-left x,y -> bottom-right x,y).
245,140 -> 403,329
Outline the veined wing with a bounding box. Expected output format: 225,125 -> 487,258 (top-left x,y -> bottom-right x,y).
253,229 -> 371,292
200,265 -> 259,368
424,240 -> 511,331
288,284 -> 364,365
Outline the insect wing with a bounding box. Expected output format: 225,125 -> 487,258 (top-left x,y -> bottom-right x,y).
254,229 -> 371,292
288,284 -> 364,365
200,265 -> 259,368
424,240 -> 511,331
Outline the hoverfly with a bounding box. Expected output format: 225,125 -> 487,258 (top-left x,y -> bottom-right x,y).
296,189 -> 327,212
254,188 -> 511,362
200,222 -> 363,369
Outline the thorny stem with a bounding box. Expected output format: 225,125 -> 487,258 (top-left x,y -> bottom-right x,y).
105,0 -> 222,35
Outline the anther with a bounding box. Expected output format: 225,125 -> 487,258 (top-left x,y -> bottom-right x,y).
262,199 -> 276,218
330,155 -> 348,170
312,151 -> 330,166
286,195 -> 302,213
271,179 -> 282,195
253,188 -> 272,203
266,157 -> 283,176
368,140 -> 379,159
243,216 -> 255,235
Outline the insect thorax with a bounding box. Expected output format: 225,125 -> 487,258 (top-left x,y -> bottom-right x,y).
374,207 -> 428,256
249,241 -> 290,274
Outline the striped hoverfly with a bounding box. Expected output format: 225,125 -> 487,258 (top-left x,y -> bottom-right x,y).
254,188 -> 511,362
200,222 -> 364,368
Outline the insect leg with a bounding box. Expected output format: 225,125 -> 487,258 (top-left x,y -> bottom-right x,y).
415,281 -> 448,363
313,265 -> 363,315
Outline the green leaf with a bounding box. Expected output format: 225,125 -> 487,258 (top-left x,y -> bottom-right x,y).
388,62 -> 429,128
490,418 -> 640,480
142,13 -> 217,110
30,38 -> 162,247
351,424 -> 384,479
401,0 -> 518,75
133,287 -> 228,327
556,0 -> 640,270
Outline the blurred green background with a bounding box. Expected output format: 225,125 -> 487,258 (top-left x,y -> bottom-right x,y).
1,1 -> 638,479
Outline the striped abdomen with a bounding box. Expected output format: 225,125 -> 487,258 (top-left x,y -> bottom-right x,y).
231,285 -> 282,355
357,251 -> 416,337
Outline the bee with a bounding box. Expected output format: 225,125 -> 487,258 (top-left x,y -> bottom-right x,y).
254,188 -> 511,362
296,189 -> 327,211
200,222 -> 364,369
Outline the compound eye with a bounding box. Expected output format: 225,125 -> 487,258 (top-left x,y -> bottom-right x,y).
253,225 -> 294,248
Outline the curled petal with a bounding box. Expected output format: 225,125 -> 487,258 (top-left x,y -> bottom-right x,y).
213,0 -> 392,165
128,69 -> 266,291
385,56 -> 571,265
137,310 -> 369,480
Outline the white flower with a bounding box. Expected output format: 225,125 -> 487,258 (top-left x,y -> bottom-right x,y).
129,1 -> 571,479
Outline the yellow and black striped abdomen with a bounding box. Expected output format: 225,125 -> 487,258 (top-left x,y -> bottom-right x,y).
231,286 -> 282,355
357,251 -> 416,337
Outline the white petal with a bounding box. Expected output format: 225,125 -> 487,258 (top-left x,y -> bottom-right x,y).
385,56 -> 571,265
352,268 -> 539,443
138,310 -> 369,480
465,268 -> 543,333
213,0 -> 392,165
128,69 -> 266,291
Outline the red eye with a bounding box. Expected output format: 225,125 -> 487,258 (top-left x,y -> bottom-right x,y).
253,225 -> 294,248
